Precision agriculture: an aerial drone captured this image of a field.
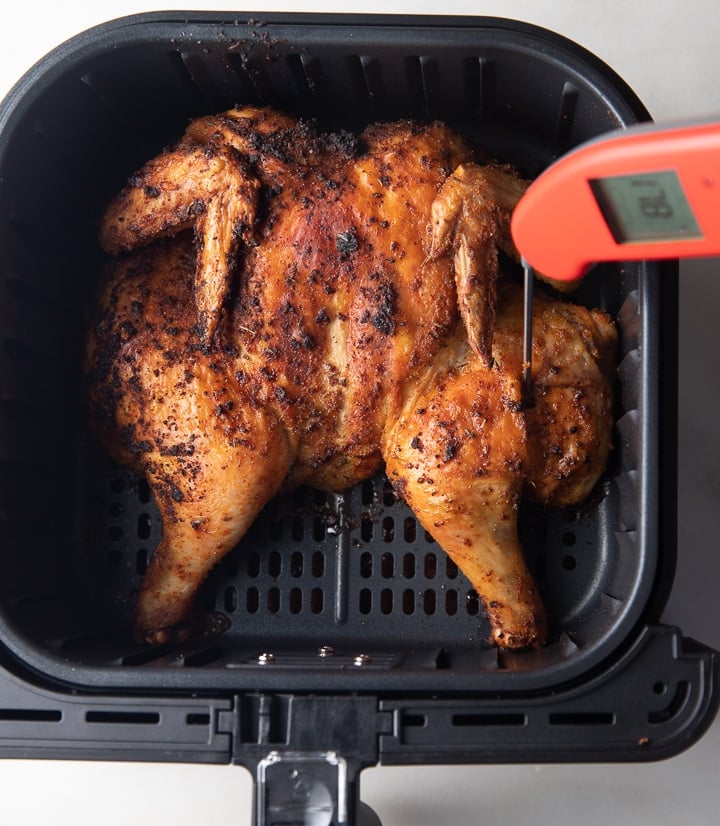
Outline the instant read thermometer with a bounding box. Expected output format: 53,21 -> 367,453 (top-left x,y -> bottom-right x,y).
511,119 -> 720,399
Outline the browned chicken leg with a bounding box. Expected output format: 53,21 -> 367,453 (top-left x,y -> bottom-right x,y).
86,240 -> 296,642
85,106 -> 616,649
384,285 -> 616,648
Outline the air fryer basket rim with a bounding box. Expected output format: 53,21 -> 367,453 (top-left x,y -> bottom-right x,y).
0,10 -> 655,134
0,11 -> 676,696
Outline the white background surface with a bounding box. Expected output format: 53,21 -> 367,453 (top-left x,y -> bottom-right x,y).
1,1 -> 719,823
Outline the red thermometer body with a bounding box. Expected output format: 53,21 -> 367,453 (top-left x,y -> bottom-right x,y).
511,120 -> 720,282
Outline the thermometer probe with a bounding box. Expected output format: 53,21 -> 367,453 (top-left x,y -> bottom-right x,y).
511,119 -> 720,400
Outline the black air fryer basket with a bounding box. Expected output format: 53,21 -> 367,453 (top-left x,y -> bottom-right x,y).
0,12 -> 716,824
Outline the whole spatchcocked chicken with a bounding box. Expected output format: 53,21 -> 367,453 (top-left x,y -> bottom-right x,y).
85,106 -> 617,650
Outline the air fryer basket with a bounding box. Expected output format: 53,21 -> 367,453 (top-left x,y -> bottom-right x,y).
0,13 -> 690,704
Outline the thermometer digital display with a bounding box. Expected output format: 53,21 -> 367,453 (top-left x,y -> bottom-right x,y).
511,120 -> 720,282
589,169 -> 703,244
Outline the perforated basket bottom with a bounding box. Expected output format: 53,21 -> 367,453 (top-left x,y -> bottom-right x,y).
66,447 -> 617,670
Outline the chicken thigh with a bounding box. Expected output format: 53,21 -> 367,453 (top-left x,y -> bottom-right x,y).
85,106 -> 616,649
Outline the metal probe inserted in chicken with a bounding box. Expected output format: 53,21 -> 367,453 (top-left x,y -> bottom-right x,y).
85,106 -> 617,650
521,257 -> 535,406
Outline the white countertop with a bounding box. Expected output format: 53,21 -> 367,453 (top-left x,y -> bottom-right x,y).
1,1 -> 719,823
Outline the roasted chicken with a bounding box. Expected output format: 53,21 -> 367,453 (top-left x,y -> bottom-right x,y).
85,106 -> 617,649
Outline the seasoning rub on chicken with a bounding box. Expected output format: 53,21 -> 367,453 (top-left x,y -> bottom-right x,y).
85,106 -> 617,650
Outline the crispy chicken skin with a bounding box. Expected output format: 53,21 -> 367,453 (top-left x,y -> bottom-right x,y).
85,106 -> 616,649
